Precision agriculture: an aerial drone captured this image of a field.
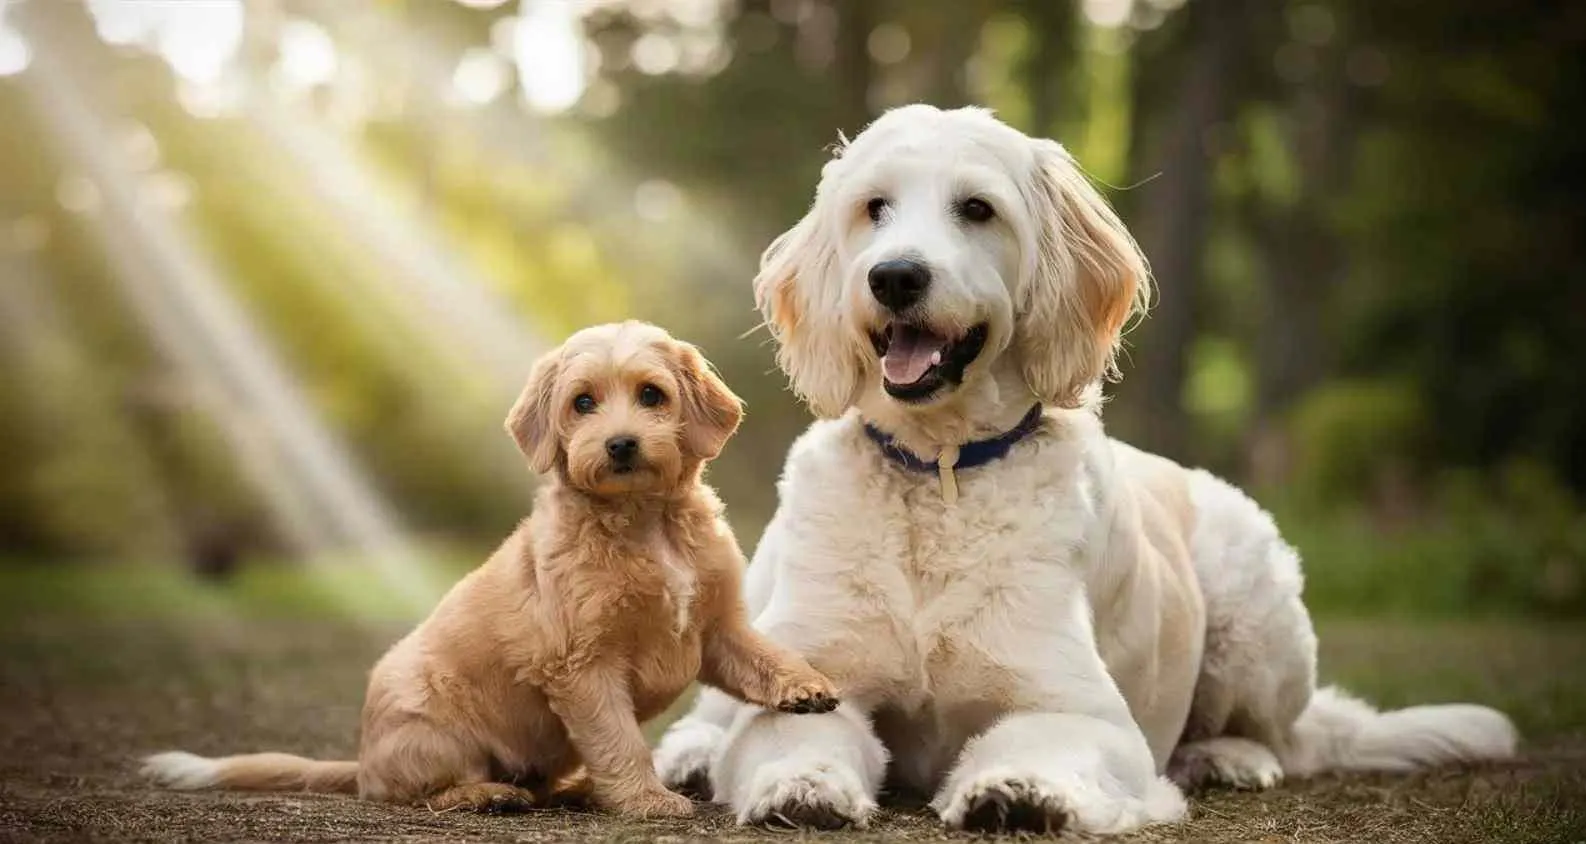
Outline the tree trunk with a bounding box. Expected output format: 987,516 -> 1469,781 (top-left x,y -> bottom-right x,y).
1247,47 -> 1357,487
832,0 -> 875,134
1019,0 -> 1078,138
915,1 -> 992,109
1110,0 -> 1244,462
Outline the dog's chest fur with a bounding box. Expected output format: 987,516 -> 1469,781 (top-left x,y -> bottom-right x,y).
770,416 -> 1101,792
618,528 -> 704,718
646,536 -> 697,636
793,419 -> 1096,694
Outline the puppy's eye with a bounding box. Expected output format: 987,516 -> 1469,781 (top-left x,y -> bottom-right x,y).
866,197 -> 888,224
957,198 -> 995,223
572,393 -> 597,414
637,384 -> 666,408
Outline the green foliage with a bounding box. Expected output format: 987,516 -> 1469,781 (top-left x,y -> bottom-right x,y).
1281,460 -> 1586,618
0,0 -> 1579,624
1183,334 -> 1253,448
1286,378 -> 1425,506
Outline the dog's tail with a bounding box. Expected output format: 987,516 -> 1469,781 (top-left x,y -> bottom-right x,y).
141,751 -> 360,794
1280,686 -> 1518,777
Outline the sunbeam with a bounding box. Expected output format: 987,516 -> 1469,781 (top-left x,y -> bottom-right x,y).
14,9 -> 445,620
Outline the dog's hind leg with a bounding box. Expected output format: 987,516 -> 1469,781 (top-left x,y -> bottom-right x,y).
358,719 -> 500,806
1173,469 -> 1317,792
423,782 -> 540,814
1168,736 -> 1283,791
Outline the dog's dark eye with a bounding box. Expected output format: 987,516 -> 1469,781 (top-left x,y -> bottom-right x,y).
572,393 -> 597,414
637,384 -> 666,408
866,197 -> 888,224
957,198 -> 995,223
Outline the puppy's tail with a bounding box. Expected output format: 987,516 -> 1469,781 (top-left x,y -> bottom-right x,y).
141,750 -> 360,794
1280,686 -> 1519,777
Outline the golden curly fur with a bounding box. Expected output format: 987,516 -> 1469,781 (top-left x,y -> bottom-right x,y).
142,321 -> 839,817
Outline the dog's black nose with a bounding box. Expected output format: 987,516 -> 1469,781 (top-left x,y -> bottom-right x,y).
868,259 -> 930,312
605,436 -> 639,463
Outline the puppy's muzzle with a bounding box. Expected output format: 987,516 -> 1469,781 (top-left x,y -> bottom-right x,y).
868,259 -> 931,313
605,435 -> 640,473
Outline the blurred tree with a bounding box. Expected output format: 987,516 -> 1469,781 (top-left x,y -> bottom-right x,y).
1109,0 -> 1254,462
1328,0 -> 1586,494
1,0 -> 1581,616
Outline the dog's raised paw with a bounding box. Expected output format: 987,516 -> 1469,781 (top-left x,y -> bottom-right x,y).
773,675 -> 840,714
776,690 -> 839,714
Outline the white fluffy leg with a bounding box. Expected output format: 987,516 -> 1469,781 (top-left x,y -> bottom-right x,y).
712,704 -> 887,829
932,713 -> 1186,836
1169,736 -> 1284,791
653,688 -> 740,799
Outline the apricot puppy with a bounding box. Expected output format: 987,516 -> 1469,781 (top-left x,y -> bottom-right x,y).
142,321 -> 839,817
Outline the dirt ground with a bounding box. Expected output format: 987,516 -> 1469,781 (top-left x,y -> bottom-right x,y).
2,606 -> 1583,843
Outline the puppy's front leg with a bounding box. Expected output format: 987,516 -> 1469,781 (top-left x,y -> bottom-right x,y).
701,606 -> 839,715
543,666 -> 693,817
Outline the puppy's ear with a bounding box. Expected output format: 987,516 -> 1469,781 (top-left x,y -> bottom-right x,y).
505,349 -> 564,474
1018,139 -> 1151,408
755,156 -> 866,419
668,340 -> 744,461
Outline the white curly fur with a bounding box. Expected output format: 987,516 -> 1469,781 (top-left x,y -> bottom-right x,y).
656,105 -> 1518,835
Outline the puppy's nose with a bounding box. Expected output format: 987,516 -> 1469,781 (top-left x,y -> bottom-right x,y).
868,259 -> 931,312
605,436 -> 639,463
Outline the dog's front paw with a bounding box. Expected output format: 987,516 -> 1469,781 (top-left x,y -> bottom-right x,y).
737,760 -> 874,830
612,787 -> 695,818
936,774 -> 1071,835
933,765 -> 1186,836
772,672 -> 839,715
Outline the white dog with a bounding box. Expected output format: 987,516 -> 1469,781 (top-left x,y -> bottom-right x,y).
654,105 -> 1517,835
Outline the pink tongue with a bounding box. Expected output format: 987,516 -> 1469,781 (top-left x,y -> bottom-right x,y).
882,325 -> 947,385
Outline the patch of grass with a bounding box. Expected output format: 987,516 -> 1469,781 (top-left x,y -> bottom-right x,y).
0,556 -> 472,626
1318,617 -> 1586,738
1268,462 -> 1586,619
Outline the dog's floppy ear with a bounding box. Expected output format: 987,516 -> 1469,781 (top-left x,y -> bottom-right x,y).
1018,139 -> 1151,408
755,156 -> 866,419
667,340 -> 744,461
505,348 -> 565,474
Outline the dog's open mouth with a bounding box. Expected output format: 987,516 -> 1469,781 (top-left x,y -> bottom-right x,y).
869,322 -> 989,402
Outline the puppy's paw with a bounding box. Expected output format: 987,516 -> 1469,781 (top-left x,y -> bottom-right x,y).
613,788 -> 695,819
772,672 -> 839,715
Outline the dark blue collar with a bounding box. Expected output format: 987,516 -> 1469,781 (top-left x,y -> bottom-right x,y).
863,404 -> 1045,473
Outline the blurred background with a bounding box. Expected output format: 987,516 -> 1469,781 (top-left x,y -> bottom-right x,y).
1,0 -> 1583,622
